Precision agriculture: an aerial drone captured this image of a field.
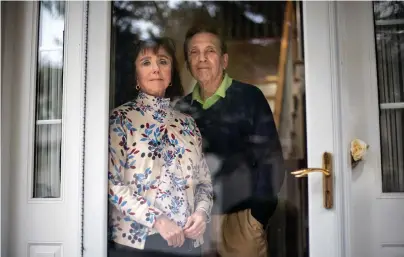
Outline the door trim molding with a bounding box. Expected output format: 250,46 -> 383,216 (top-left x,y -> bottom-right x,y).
83,2 -> 111,257
333,3 -> 352,257
1,3 -> 17,256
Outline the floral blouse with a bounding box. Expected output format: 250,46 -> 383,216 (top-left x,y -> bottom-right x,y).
108,92 -> 213,250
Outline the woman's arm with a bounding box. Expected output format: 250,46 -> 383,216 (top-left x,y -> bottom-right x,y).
108,110 -> 162,228
183,124 -> 213,239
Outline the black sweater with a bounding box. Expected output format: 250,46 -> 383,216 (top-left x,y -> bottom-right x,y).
176,80 -> 285,226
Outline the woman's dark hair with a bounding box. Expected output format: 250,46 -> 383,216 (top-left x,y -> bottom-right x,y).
133,37 -> 184,100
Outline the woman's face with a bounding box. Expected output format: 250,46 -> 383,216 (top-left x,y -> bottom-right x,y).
135,46 -> 172,97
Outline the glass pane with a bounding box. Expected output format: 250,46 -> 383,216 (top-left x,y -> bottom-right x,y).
33,124 -> 62,198
373,1 -> 404,193
33,1 -> 65,198
109,1 -> 309,257
379,109 -> 404,192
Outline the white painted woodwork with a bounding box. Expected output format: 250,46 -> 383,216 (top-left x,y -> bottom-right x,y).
5,2 -> 87,257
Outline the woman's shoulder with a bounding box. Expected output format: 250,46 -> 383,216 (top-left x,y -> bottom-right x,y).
172,109 -> 202,140
109,100 -> 140,119
172,108 -> 196,123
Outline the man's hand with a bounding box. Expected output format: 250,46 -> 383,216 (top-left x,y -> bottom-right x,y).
183,210 -> 207,239
153,215 -> 185,247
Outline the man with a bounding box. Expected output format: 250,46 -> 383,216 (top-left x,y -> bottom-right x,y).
176,24 -> 285,257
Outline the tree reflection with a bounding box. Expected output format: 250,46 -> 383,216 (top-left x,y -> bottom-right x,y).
111,1 -> 285,106
373,1 -> 404,61
374,1 -> 404,20
36,1 -> 65,119
41,0 -> 65,19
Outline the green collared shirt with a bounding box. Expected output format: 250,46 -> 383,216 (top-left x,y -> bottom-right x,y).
192,74 -> 233,110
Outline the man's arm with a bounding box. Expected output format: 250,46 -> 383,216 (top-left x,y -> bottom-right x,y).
248,88 -> 285,225
220,88 -> 285,226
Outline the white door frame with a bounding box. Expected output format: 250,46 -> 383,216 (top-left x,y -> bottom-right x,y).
83,2 -> 110,257
81,1 -> 350,257
303,2 -> 351,257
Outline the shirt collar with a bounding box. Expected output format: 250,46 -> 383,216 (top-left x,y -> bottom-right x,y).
192,73 -> 233,104
137,91 -> 171,110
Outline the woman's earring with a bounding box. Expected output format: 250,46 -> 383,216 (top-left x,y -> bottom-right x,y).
136,84 -> 140,90
168,82 -> 172,87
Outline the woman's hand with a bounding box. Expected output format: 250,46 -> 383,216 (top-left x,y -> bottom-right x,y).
153,215 -> 185,247
183,210 -> 207,239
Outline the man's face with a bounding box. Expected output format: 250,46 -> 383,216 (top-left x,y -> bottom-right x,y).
187,32 -> 228,86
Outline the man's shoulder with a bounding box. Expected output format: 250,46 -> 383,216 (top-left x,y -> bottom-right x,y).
178,93 -> 193,103
172,107 -> 194,120
228,80 -> 266,100
174,93 -> 195,114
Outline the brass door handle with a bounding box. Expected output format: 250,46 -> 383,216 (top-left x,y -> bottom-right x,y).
291,168 -> 330,177
291,152 -> 333,209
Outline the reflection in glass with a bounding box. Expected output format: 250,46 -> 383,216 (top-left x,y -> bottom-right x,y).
34,124 -> 62,198
111,1 -> 284,107
373,1 -> 404,192
33,1 -> 65,198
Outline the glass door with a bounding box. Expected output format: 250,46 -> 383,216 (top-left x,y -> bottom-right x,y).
108,2 -> 308,257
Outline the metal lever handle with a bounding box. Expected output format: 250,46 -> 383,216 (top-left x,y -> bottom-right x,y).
291,168 -> 330,177
290,152 -> 333,209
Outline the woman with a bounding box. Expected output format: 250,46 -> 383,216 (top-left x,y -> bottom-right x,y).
108,38 -> 213,257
